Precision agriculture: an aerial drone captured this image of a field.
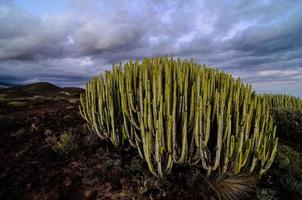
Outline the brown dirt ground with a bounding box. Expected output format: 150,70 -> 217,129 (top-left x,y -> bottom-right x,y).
0,96 -> 225,200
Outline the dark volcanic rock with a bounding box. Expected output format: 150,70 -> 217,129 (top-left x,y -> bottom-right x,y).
1,82 -> 84,98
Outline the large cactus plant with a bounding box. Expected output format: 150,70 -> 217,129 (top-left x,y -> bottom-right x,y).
79,57 -> 278,178
261,94 -> 302,109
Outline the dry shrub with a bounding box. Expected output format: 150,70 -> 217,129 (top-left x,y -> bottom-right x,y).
203,174 -> 257,200
46,131 -> 78,155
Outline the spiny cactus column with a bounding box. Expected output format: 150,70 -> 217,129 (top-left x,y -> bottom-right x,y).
79,56 -> 278,178
261,94 -> 302,109
79,69 -> 125,147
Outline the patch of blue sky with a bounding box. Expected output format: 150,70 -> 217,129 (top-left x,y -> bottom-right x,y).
14,0 -> 70,15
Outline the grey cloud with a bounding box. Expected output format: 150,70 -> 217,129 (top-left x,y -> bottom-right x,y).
231,13 -> 302,56
0,5 -> 74,60
73,17 -> 142,54
0,0 -> 301,97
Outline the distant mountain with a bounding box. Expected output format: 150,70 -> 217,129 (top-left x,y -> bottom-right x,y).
0,82 -> 21,89
0,82 -> 84,98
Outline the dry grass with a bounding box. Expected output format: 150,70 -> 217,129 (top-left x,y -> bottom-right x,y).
7,101 -> 28,107
202,173 -> 257,200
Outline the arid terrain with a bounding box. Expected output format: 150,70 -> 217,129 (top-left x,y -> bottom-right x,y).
0,83 -> 301,200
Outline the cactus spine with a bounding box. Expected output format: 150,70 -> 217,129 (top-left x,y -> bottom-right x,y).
80,57 -> 278,178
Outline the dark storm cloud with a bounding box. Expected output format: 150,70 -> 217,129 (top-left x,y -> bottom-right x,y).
0,0 -> 301,96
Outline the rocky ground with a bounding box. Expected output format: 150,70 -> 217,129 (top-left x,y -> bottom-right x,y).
0,83 -> 301,200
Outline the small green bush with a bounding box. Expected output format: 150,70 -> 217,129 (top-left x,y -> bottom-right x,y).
270,109 -> 302,148
280,177 -> 302,196
68,98 -> 79,104
11,128 -> 26,137
256,188 -> 278,200
273,145 -> 302,181
269,145 -> 302,200
51,131 -> 78,155
45,129 -> 78,155
7,101 -> 28,107
29,95 -> 46,101
0,93 -> 8,99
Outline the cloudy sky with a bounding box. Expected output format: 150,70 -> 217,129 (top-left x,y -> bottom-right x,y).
0,0 -> 301,96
